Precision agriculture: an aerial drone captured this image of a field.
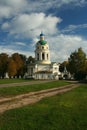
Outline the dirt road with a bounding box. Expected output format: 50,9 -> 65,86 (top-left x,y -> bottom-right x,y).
0,83 -> 80,113
0,80 -> 53,88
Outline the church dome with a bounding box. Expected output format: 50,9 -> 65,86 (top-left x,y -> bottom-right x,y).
39,40 -> 47,45
39,32 -> 47,45
40,32 -> 44,37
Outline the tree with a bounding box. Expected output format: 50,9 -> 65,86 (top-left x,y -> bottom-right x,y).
19,54 -> 27,77
27,56 -> 35,64
0,53 -> 9,78
19,54 -> 27,64
12,53 -> 24,77
68,48 -> 87,80
7,58 -> 17,78
59,61 -> 69,72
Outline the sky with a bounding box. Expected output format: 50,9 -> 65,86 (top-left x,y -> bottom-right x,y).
0,0 -> 87,62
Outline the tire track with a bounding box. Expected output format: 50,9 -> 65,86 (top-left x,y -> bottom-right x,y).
0,83 -> 80,113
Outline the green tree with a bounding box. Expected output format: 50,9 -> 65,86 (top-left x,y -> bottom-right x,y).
19,54 -> 27,77
59,61 -> 69,72
68,47 -> 87,80
27,56 -> 35,64
19,54 -> 27,64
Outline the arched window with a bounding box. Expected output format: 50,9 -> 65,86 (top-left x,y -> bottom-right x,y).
37,53 -> 39,60
42,53 -> 45,60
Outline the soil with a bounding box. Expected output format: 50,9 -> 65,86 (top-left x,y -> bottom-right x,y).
0,83 -> 80,114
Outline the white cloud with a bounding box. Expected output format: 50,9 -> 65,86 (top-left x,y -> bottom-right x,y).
61,24 -> 87,33
0,5 -> 11,18
0,43 -> 34,57
58,0 -> 87,7
15,42 -> 26,46
47,34 -> 87,62
2,13 -> 61,38
1,22 -> 10,29
0,0 -> 28,18
0,0 -> 86,19
1,34 -> 87,62
26,0 -> 87,13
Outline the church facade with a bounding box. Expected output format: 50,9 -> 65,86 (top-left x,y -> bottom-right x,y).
27,32 -> 61,80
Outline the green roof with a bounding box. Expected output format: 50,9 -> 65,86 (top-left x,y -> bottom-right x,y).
39,40 -> 47,45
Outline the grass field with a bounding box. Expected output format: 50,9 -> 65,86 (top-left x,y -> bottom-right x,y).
0,79 -> 32,84
0,84 -> 87,130
0,80 -> 70,97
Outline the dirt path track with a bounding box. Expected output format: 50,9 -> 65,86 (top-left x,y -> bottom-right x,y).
0,80 -> 53,88
0,83 -> 80,113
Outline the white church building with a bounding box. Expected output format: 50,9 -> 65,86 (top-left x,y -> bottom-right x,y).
27,32 -> 61,80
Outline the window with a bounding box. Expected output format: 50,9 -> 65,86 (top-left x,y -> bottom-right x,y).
42,53 -> 45,60
37,53 -> 39,60
47,54 -> 48,59
42,46 -> 44,49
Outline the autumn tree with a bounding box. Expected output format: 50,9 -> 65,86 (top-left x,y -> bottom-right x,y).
12,53 -> 24,77
7,58 -> 17,78
0,53 -> 9,78
0,53 -> 36,78
68,47 -> 87,80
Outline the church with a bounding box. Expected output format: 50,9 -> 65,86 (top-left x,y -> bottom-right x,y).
27,32 -> 61,80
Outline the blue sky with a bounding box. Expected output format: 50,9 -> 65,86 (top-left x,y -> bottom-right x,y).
0,0 -> 87,62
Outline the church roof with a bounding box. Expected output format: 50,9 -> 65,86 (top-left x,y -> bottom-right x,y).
39,40 -> 47,45
40,32 -> 44,37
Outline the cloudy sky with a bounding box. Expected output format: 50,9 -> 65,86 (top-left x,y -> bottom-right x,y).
0,0 -> 87,62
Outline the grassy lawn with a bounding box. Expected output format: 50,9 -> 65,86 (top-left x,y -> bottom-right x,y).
0,84 -> 87,130
0,79 -> 32,84
0,80 -> 70,97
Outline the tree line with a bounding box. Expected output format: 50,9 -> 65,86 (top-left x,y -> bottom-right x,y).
0,53 -> 35,78
0,47 -> 87,80
59,47 -> 87,80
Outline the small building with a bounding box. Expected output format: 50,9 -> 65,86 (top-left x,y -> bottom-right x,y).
27,32 -> 61,80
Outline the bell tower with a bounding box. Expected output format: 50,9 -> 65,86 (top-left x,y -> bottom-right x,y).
35,32 -> 51,64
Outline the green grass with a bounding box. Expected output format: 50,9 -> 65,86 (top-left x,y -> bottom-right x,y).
0,79 -> 32,84
0,84 -> 87,130
0,81 -> 70,97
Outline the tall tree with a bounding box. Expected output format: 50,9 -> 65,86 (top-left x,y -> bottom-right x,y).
68,47 -> 87,80
7,58 -> 17,78
0,53 -> 9,78
19,54 -> 27,64
59,61 -> 68,72
12,53 -> 24,77
19,54 -> 27,77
